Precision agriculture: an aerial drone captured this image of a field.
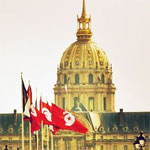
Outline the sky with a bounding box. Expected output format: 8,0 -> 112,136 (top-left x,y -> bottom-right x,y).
0,0 -> 150,113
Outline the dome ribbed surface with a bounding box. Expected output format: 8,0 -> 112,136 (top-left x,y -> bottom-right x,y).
60,41 -> 109,69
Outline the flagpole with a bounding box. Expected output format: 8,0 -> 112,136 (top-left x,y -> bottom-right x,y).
29,122 -> 32,150
50,129 -> 53,150
35,88 -> 39,150
41,121 -> 44,150
28,80 -> 32,150
36,131 -> 39,150
21,73 -> 25,150
47,125 -> 49,150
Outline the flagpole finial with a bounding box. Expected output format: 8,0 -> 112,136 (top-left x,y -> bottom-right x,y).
28,80 -> 30,85
21,72 -> 23,79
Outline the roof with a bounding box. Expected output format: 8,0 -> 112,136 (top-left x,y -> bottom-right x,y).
87,111 -> 150,134
0,111 -> 150,135
0,113 -> 29,135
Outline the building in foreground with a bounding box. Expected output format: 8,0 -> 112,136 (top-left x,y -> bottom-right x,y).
0,0 -> 150,150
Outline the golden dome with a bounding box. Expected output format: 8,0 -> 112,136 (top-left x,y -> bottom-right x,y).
60,40 -> 110,69
60,0 -> 110,70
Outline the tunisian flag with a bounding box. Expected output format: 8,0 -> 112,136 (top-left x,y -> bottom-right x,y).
40,100 -> 88,134
30,105 -> 42,133
40,98 -> 60,134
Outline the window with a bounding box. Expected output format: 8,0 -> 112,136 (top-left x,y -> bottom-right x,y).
113,136 -> 117,140
100,136 -> 103,140
74,97 -> 79,107
145,135 -> 149,139
63,97 -> 65,109
54,140 -> 58,150
103,97 -> 106,111
9,136 -> 12,142
134,127 -> 138,132
75,74 -> 79,84
19,146 -> 22,150
89,97 -> 94,111
124,145 -> 128,150
89,74 -> 93,84
64,74 -> 67,84
124,135 -> 128,140
101,74 -> 105,83
9,147 -> 12,150
77,140 -> 82,150
65,140 -> 71,150
113,145 -> 117,150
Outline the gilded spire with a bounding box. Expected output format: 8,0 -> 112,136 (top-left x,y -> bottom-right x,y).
76,0 -> 92,41
82,0 -> 86,18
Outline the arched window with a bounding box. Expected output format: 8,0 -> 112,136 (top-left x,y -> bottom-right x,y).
89,97 -> 94,111
75,74 -> 79,84
64,74 -> 67,84
101,74 -> 105,83
124,145 -> 128,150
103,97 -> 107,111
89,74 -> 93,84
113,145 -> 117,150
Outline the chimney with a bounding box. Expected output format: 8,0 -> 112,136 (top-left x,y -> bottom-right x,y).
119,108 -> 124,126
14,109 -> 17,124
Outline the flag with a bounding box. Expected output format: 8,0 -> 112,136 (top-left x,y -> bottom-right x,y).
30,105 -> 42,133
40,100 -> 88,134
22,79 -> 28,112
40,98 -> 60,134
52,103 -> 88,134
22,80 -> 42,133
24,84 -> 32,121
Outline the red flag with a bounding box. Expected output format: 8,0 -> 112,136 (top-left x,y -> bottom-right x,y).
52,103 -> 88,134
27,84 -> 32,104
40,98 -> 60,134
30,105 -> 42,133
40,100 -> 88,134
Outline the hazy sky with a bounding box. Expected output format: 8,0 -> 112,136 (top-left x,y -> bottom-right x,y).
0,0 -> 150,113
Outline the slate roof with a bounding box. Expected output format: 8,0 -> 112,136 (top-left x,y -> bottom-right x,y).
0,111 -> 150,135
0,113 -> 29,135
99,112 -> 150,134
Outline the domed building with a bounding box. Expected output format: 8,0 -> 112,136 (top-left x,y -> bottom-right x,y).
54,0 -> 116,113
0,0 -> 150,150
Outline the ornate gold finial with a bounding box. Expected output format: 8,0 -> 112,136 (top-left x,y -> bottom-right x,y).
82,0 -> 86,18
76,0 -> 92,41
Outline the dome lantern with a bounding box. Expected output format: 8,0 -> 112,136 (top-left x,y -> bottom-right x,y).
76,0 -> 92,41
